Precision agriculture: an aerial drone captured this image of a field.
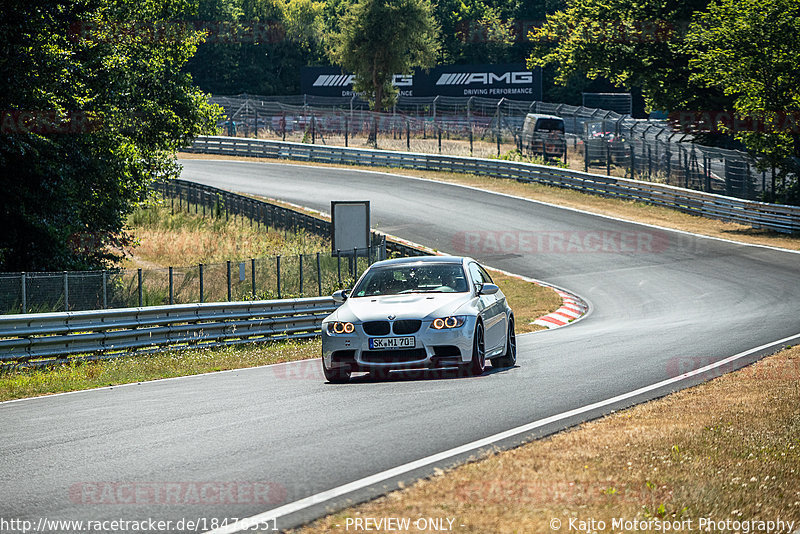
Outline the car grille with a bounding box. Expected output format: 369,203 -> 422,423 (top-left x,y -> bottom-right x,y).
392,320 -> 421,335
362,349 -> 427,363
331,350 -> 356,363
363,321 -> 390,336
433,345 -> 461,357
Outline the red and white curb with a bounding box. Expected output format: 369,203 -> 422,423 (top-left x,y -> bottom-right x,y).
360,232 -> 591,331
532,288 -> 589,329
485,268 -> 589,330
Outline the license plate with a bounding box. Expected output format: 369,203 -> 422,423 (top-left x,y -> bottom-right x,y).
369,337 -> 415,350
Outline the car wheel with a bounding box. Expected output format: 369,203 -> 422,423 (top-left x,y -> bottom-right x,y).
322,359 -> 351,383
466,321 -> 486,376
493,315 -> 516,368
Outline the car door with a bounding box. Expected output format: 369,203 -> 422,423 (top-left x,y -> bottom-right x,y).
468,262 -> 506,352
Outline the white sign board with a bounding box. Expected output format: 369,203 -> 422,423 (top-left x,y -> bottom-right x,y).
331,201 -> 370,254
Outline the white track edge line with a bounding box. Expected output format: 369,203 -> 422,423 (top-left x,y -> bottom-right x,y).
206,332 -> 800,534
0,357 -> 316,406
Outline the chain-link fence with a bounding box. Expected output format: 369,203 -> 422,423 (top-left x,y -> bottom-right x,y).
210,94 -> 797,202
0,179 -> 409,315
0,247 -> 385,315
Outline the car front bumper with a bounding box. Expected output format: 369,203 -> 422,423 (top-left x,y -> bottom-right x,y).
321,319 -> 476,372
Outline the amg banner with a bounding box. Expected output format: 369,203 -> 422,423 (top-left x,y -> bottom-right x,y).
301,64 -> 542,100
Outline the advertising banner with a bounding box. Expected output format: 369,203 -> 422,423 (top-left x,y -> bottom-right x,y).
301,64 -> 542,100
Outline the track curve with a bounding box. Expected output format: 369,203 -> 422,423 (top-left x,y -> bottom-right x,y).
1,159 -> 798,531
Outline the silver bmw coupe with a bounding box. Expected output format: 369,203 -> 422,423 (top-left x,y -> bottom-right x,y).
321,256 -> 516,383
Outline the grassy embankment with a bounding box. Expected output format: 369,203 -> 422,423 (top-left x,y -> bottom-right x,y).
0,202 -> 560,401
293,345 -> 800,533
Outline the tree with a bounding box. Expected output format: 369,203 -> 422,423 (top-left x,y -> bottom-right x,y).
687,0 -> 800,201
327,0 -> 439,112
0,0 -> 220,271
526,0 -> 728,113
185,0 -> 327,96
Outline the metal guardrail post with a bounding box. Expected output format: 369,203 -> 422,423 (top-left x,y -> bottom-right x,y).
64,271 -> 69,312
316,252 -> 322,296
276,256 -> 281,299
336,250 -> 341,286
137,269 -> 143,307
20,273 -> 26,314
169,267 -> 174,305
251,258 -> 256,299
199,264 -> 204,303
299,254 -> 304,296
227,260 -> 232,301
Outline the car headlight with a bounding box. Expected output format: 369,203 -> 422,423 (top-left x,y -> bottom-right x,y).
431,316 -> 466,330
328,321 -> 355,334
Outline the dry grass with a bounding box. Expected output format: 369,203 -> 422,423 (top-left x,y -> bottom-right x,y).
179,152 -> 800,252
489,271 -> 562,334
124,200 -> 328,268
292,346 -> 800,533
256,131 -> 522,160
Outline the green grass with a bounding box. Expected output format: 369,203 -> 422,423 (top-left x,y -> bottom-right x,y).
0,339 -> 321,402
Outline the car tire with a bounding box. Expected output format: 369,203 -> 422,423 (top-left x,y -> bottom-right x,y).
322,359 -> 351,383
466,321 -> 486,376
492,315 -> 516,368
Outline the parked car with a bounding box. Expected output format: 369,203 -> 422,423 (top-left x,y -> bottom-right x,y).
521,113 -> 566,160
321,256 -> 516,383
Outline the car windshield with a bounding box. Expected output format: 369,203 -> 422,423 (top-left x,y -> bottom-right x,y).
352,263 -> 469,297
536,119 -> 564,133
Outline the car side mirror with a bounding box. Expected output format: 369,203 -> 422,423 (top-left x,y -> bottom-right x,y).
332,289 -> 349,303
478,283 -> 499,296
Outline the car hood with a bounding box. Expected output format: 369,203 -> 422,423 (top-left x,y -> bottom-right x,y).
331,292 -> 470,323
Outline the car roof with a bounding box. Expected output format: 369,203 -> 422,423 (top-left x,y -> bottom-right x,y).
524,113 -> 564,121
368,255 -> 471,268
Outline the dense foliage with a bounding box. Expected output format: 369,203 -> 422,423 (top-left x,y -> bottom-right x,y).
3,0 -> 798,274
688,0 -> 800,201
327,0 -> 439,112
529,0 -> 800,200
0,0 -> 220,271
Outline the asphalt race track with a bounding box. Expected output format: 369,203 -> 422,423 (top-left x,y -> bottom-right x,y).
2,159 -> 799,532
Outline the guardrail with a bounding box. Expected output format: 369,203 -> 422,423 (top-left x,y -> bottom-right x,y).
0,297 -> 338,369
186,136 -> 800,234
